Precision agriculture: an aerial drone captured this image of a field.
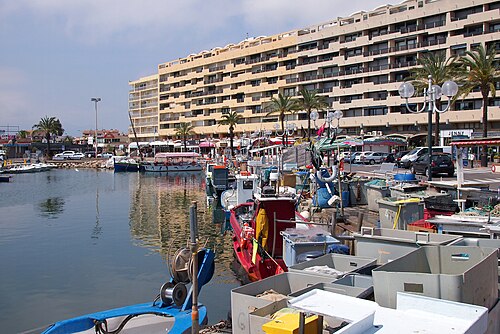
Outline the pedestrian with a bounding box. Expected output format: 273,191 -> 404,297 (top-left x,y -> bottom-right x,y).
468,151 -> 475,168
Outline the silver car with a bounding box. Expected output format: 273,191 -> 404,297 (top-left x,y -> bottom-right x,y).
359,151 -> 386,165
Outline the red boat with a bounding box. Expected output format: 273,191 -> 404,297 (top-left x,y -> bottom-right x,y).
229,191 -> 305,282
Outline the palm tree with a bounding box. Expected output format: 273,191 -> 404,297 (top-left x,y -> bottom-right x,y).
33,116 -> 64,157
16,130 -> 29,139
218,110 -> 243,157
266,93 -> 299,145
409,51 -> 459,146
175,122 -> 195,152
297,89 -> 327,140
458,44 -> 500,167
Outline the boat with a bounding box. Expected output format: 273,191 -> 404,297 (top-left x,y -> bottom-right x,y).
41,248 -> 215,334
113,158 -> 140,172
0,174 -> 11,182
142,152 -> 203,173
229,182 -> 312,282
221,171 -> 258,209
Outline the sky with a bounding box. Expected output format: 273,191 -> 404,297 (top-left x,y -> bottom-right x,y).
0,0 -> 391,137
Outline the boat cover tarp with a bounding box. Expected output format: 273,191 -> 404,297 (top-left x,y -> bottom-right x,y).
255,208 -> 269,250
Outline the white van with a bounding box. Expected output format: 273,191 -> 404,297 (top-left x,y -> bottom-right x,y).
400,146 -> 451,168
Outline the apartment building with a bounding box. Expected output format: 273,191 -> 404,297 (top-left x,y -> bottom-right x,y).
129,0 -> 500,144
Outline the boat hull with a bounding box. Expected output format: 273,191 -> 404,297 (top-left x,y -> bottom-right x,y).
142,163 -> 203,173
114,161 -> 140,172
41,302 -> 208,334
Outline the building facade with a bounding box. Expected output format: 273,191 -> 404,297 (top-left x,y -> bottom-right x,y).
129,0 -> 500,143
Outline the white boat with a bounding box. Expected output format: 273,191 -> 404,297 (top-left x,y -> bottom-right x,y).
142,152 -> 203,173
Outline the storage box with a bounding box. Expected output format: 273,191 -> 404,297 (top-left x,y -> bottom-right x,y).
288,253 -> 376,279
288,276 -> 373,300
231,272 -> 334,334
354,227 -> 461,264
262,313 -> 319,334
249,300 -> 288,334
377,197 -> 424,230
373,246 -> 499,310
366,184 -> 390,212
281,229 -> 339,267
348,179 -> 370,206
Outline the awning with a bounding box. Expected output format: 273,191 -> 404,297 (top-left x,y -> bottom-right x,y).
199,141 -> 215,148
150,141 -> 172,146
363,136 -> 406,146
128,142 -> 150,149
450,137 -> 500,146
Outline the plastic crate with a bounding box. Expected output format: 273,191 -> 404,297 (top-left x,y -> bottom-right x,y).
373,246 -> 499,310
353,227 -> 461,264
231,272 -> 334,334
377,197 -> 424,230
281,229 -> 339,267
348,179 -> 370,206
287,253 -> 376,279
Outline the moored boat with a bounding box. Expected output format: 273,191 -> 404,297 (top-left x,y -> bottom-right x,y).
142,152 -> 203,173
113,158 -> 140,172
41,248 -> 215,334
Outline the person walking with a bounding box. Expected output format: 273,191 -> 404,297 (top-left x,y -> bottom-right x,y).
468,151 -> 475,168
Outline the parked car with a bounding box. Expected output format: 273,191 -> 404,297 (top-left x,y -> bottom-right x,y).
53,151 -> 78,160
84,151 -> 96,158
339,151 -> 350,160
69,152 -> 85,160
400,146 -> 452,168
410,153 -> 455,177
345,152 -> 361,164
97,152 -> 113,158
382,153 -> 395,163
394,150 -> 410,167
359,151 -> 386,165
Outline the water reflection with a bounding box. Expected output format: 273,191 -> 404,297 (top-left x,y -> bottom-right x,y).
38,197 -> 65,219
91,187 -> 102,242
128,172 -> 236,279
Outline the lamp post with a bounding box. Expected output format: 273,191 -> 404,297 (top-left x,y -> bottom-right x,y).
399,75 -> 458,181
91,97 -> 101,158
360,123 -> 364,152
153,127 -> 158,156
274,121 -> 296,147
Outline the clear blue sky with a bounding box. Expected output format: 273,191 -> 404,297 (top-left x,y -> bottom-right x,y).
0,0 -> 389,136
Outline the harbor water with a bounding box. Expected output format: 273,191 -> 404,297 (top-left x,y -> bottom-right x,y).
0,169 -> 239,333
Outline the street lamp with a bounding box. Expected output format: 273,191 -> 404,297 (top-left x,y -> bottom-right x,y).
91,97 -> 101,158
274,121 -> 296,147
398,75 -> 458,181
153,127 -> 158,155
310,110 -> 319,131
325,109 -> 342,165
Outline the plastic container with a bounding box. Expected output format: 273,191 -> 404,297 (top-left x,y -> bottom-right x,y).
393,173 -> 417,181
448,238 -> 500,280
231,272 -> 335,334
281,229 -> 339,267
287,253 -> 376,279
348,179 -> 370,206
373,246 -> 499,310
366,183 -> 390,212
377,197 -> 424,230
353,227 -> 462,264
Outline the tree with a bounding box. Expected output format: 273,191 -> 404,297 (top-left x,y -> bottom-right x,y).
266,93 -> 299,145
409,51 -> 459,145
458,44 -> 500,167
175,122 -> 195,152
297,89 -> 327,141
33,116 -> 64,157
17,130 -> 29,139
218,110 -> 243,157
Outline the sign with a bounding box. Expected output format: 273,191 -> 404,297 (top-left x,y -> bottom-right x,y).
88,137 -> 94,145
441,129 -> 473,138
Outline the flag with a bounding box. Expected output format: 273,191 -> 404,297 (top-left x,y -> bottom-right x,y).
317,122 -> 326,136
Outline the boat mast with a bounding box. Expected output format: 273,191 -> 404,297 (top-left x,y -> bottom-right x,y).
128,111 -> 144,161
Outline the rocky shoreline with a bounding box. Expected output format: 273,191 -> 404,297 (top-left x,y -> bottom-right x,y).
48,159 -> 111,169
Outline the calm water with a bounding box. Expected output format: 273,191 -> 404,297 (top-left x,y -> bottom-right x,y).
0,169 -> 239,333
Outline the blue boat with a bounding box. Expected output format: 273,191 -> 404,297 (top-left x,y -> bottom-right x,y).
113,159 -> 140,172
41,249 -> 215,334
